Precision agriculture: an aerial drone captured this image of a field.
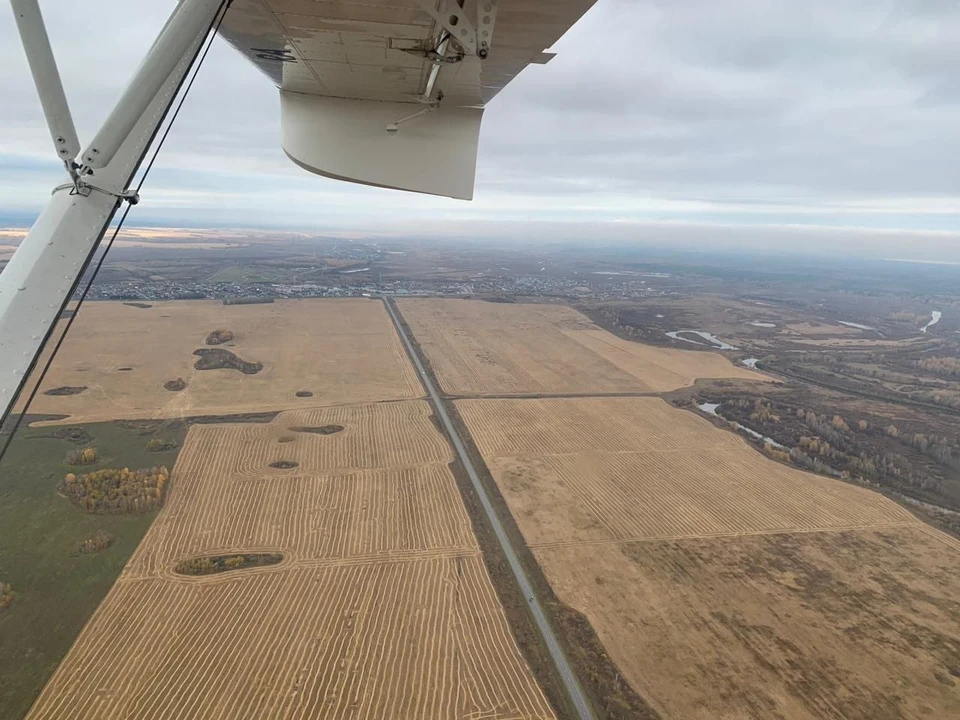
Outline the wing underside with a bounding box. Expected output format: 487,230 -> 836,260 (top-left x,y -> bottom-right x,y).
217,0 -> 596,199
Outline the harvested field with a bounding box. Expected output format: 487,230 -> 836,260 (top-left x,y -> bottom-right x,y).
27,401 -> 555,719
398,298 -> 762,395
458,395 -> 960,718
536,527 -> 960,720
24,299 -> 422,424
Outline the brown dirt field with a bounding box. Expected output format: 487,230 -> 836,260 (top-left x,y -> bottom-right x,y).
398,298 -> 763,395
27,400 -> 555,719
24,299 -> 422,424
458,396 -> 960,719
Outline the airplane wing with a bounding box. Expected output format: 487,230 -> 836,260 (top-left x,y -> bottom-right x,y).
216,0 -> 597,200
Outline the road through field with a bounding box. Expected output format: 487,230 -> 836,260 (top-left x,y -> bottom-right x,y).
383,298 -> 597,720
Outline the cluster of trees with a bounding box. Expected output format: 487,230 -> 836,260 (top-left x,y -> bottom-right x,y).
67,447 -> 98,466
722,399 -> 948,496
916,356 -> 960,379
77,529 -> 114,555
0,581 -> 12,612
175,553 -> 283,576
888,311 -> 927,324
61,466 -> 169,514
738,399 -> 780,424
794,409 -> 852,451
899,431 -> 960,471
205,328 -> 234,345
146,438 -> 177,452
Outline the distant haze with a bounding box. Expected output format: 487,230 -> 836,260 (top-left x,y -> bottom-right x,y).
2,0 -> 960,258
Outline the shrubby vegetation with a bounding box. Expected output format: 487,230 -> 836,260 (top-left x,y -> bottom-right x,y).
163,377 -> 186,391
289,424 -> 344,435
0,581 -> 12,612
146,438 -> 177,452
193,348 -> 262,374
61,466 -> 169,514
174,553 -> 283,576
67,447 -> 98,466
43,385 -> 86,396
205,329 -> 234,345
77,530 -> 115,555
916,356 -> 960,379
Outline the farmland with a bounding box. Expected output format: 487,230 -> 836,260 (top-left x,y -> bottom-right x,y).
24,298 -> 422,424
457,396 -> 960,718
398,298 -> 761,395
25,402 -> 556,719
0,419 -> 187,720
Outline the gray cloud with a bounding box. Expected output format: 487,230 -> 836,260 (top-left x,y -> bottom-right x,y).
2,0 -> 960,254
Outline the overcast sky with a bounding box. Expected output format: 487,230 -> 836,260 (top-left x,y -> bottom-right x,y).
3,0 -> 960,257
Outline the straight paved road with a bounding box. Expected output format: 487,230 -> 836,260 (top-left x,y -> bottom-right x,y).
383,298 -> 597,720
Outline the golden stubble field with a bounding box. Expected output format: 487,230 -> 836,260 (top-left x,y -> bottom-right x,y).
458,396 -> 960,719
398,298 -> 764,395
27,401 -> 556,719
25,298 -> 422,424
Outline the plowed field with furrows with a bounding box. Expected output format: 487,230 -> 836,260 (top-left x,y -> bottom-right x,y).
459,395 -> 960,719
462,397 -> 913,544
126,460 -> 476,578
184,403 -> 451,480
27,558 -> 555,720
398,298 -> 761,395
27,399 -> 555,719
458,395 -> 742,457
491,450 -> 913,546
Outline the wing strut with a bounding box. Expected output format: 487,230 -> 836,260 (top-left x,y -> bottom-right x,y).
0,0 -> 227,428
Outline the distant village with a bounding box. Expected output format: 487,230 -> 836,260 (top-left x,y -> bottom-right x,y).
85,272 -> 674,303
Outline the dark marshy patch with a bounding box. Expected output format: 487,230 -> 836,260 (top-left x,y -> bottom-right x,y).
288,425 -> 344,436
268,460 -> 299,469
174,553 -> 283,576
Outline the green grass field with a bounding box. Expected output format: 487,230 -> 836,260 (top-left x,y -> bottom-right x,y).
0,419 -> 186,719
